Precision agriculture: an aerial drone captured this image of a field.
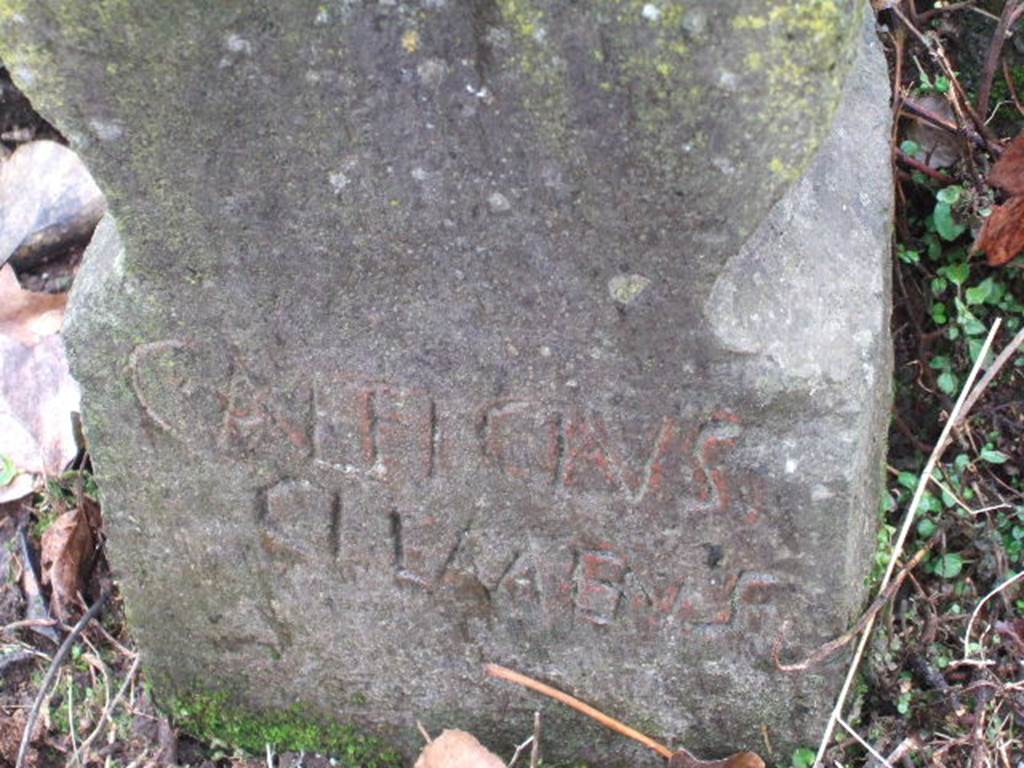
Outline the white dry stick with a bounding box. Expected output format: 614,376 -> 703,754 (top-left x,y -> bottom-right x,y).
836,716 -> 893,768
506,735 -> 535,768
529,711 -> 541,768
953,324 -> 1024,430
813,319 -> 1002,767
963,570 -> 1024,660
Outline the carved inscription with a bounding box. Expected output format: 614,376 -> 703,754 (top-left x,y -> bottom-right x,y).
314,382 -> 436,480
132,341 -> 748,506
142,341 -> 783,630
574,550 -> 626,625
259,479 -> 337,560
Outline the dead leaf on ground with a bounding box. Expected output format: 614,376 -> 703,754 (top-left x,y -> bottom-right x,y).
0,264 -> 80,503
40,497 -> 100,620
974,133 -> 1024,266
905,95 -> 960,169
413,729 -> 506,768
0,264 -> 66,344
989,133 -> 1024,196
974,195 -> 1024,266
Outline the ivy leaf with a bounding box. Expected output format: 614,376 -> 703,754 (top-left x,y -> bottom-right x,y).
0,454 -> 15,486
933,553 -> 964,579
919,492 -> 943,514
938,371 -> 958,395
900,139 -> 922,157
980,448 -> 1010,464
941,262 -> 970,286
965,279 -> 993,305
936,185 -> 963,205
917,518 -> 938,538
934,203 -> 967,241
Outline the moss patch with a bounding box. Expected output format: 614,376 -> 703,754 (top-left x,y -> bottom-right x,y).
168,691 -> 402,767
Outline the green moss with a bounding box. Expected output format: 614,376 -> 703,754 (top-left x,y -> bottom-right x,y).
168,691 -> 402,768
496,0 -> 571,149
735,0 -> 863,180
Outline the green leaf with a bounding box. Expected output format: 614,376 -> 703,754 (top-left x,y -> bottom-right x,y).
941,262 -> 970,286
897,691 -> 912,715
966,280 -> 993,305
980,448 -> 1010,464
931,276 -> 948,295
791,747 -> 816,768
900,140 -> 922,157
937,371 -> 958,395
919,492 -> 943,514
936,185 -> 963,205
930,355 -> 952,370
917,518 -> 939,538
898,471 -> 919,490
968,337 -> 986,362
933,553 -> 964,579
934,203 -> 967,241
898,247 -> 921,265
935,75 -> 952,93
0,455 -> 14,487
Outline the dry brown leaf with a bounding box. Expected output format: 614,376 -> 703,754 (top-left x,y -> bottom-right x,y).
905,95 -> 959,169
974,196 -> 1024,266
989,133 -> 1024,196
0,263 -> 66,344
413,730 -> 506,768
40,499 -> 99,620
0,263 -> 80,502
0,332 -> 81,502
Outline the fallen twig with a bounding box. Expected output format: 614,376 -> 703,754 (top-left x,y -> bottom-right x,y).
68,653 -> 140,767
529,711 -> 541,768
485,663 -> 764,768
977,0 -> 1024,120
506,735 -> 534,768
773,542 -> 934,672
485,663 -> 673,759
836,716 -> 894,768
15,591 -> 109,768
813,320 -> 1001,767
895,149 -> 953,183
963,570 -> 1024,661
954,325 -> 1024,432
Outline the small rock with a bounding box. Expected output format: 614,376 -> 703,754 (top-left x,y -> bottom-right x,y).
0,140 -> 105,271
486,192 -> 511,213
608,273 -> 651,304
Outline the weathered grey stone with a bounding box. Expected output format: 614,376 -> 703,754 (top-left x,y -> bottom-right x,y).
0,140 -> 105,269
1,1 -> 891,763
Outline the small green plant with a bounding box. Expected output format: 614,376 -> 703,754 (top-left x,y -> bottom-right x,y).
790,746 -> 816,768
169,692 -> 401,768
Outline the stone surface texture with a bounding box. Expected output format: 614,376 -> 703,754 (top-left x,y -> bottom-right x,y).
2,1 -> 891,762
